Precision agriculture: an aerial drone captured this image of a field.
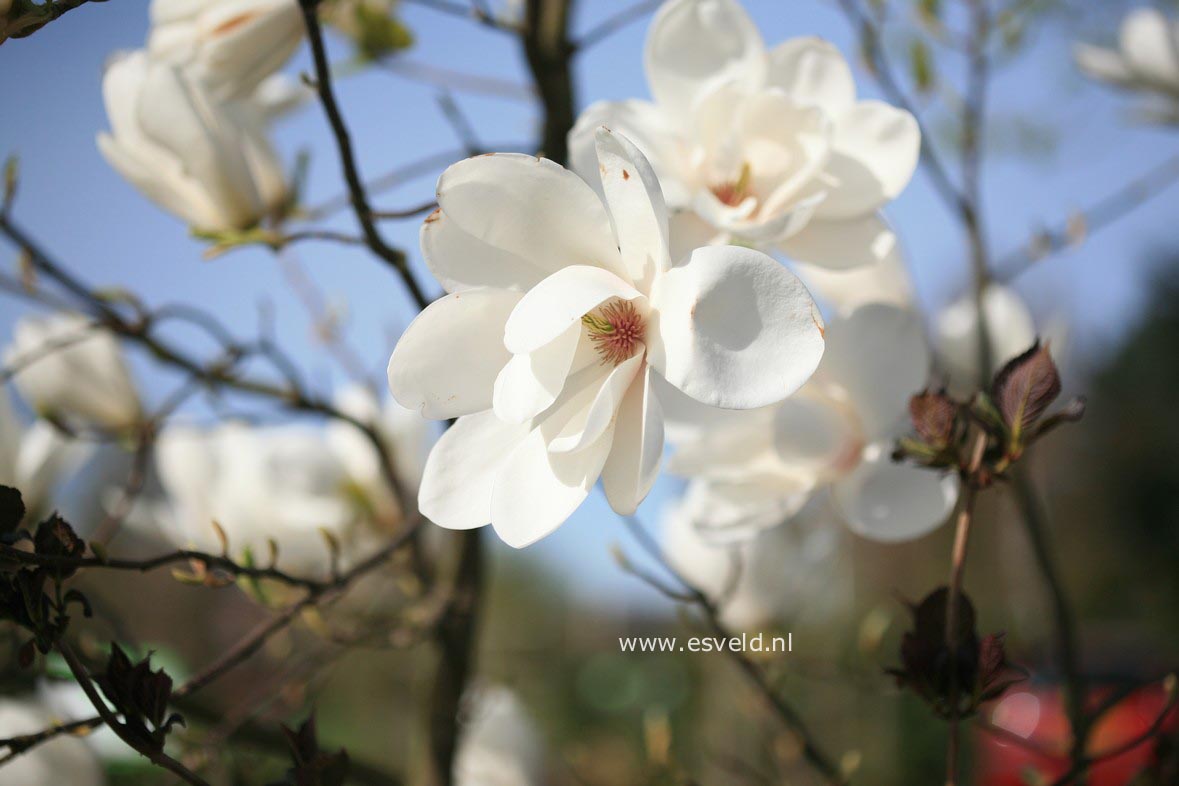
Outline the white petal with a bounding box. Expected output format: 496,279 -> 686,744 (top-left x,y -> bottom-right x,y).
550,352 -> 643,454
644,0 -> 766,121
818,303 -> 929,441
422,204 -> 571,294
816,101 -> 920,219
833,447 -> 958,542
648,245 -> 825,409
388,288 -> 520,419
767,37 -> 856,116
601,365 -> 665,514
780,213 -> 898,270
793,234 -> 914,315
503,266 -> 643,355
492,323 -> 582,424
569,99 -> 690,206
435,153 -> 626,283
771,393 -> 858,473
1073,43 -> 1136,88
490,423 -> 614,549
419,412 -> 531,530
934,284 -> 1036,393
667,209 -> 726,265
1120,8 -> 1179,92
594,127 -> 671,292
675,475 -> 813,544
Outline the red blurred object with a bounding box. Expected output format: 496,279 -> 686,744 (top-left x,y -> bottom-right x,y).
975,683 -> 1178,785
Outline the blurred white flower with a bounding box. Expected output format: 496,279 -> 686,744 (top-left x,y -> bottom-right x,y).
669,304 -> 958,543
0,389 -> 87,521
4,313 -> 143,432
326,384 -> 436,523
663,491 -> 849,629
454,686 -> 544,786
147,0 -> 304,100
388,129 -> 825,547
569,0 -> 919,270
98,49 -> 289,231
0,698 -> 105,786
1075,8 -> 1179,122
934,284 -> 1037,394
155,421 -> 379,573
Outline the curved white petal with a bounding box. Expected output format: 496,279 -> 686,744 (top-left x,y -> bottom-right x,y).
644,0 -> 766,121
648,245 -> 825,409
833,447 -> 958,542
1073,43 -> 1136,88
601,365 -> 665,514
493,323 -> 582,424
767,37 -> 856,116
503,266 -> 643,355
675,474 -> 813,545
569,99 -> 690,206
594,127 -> 671,292
793,236 -> 913,315
388,288 -> 520,419
935,284 -> 1037,392
419,411 -> 531,530
771,393 -> 858,473
817,101 -> 920,220
1120,8 -> 1179,92
435,153 -> 625,282
550,352 -> 644,454
819,303 -> 929,441
780,212 -> 898,270
490,423 -> 614,549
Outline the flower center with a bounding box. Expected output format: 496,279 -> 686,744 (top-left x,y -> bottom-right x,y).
582,299 -> 645,366
710,161 -> 754,208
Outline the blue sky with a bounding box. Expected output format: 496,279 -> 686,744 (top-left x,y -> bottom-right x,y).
1,0 -> 1177,607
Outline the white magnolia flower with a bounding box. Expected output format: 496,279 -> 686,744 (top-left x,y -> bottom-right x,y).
670,304 -> 957,543
0,698 -> 105,786
0,389 -> 86,521
1075,8 -> 1179,122
663,491 -> 849,629
155,421 -> 385,573
326,384 -> 436,522
454,686 -> 543,786
147,0 -> 304,100
98,49 -> 289,231
4,313 -> 143,432
388,129 -> 826,548
569,0 -> 919,270
934,284 -> 1037,394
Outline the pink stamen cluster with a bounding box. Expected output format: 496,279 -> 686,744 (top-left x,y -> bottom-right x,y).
585,299 -> 645,366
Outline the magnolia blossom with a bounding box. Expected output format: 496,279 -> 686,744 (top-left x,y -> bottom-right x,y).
1075,8 -> 1179,122
669,303 -> 957,543
0,698 -> 105,786
4,313 -> 142,432
569,0 -> 919,270
157,425 -> 366,572
388,129 -> 825,548
454,686 -> 544,786
934,284 -> 1037,394
98,49 -> 289,231
147,0 -> 304,100
0,389 -> 84,521
663,491 -> 850,629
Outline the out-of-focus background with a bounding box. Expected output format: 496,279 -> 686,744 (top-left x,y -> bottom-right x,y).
2,1 -> 1179,784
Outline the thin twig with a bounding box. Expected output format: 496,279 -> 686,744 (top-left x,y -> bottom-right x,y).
297,0 -> 431,310
619,516 -> 847,786
57,640 -> 212,786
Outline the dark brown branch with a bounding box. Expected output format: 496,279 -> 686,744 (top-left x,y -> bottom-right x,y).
0,0 -> 105,43
521,0 -> 577,165
297,0 -> 431,310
